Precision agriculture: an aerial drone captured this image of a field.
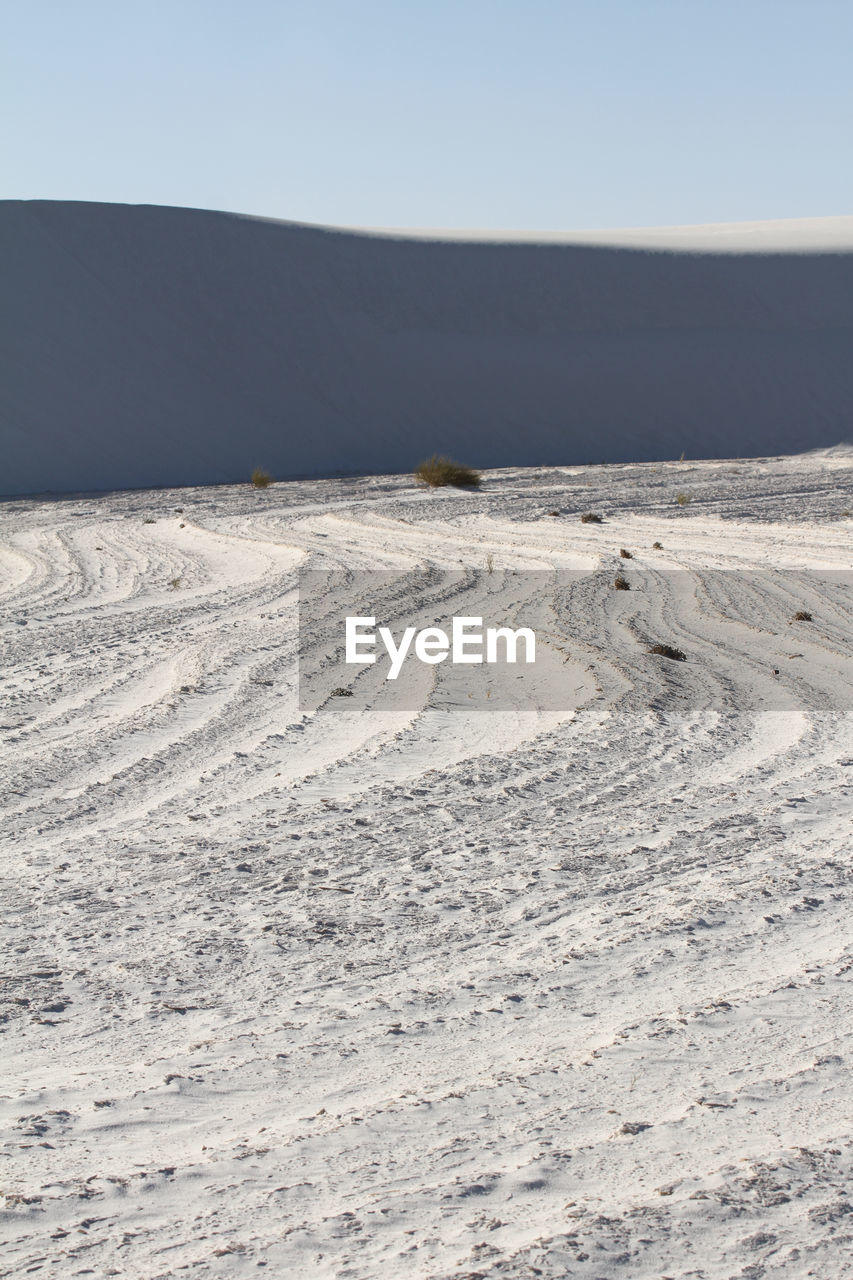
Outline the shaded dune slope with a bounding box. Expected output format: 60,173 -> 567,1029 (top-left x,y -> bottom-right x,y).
2,200 -> 852,496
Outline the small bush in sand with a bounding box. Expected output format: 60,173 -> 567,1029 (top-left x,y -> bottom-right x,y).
619,548 -> 632,559
143,517 -> 156,524
414,456 -> 481,488
251,468 -> 273,489
675,492 -> 691,506
547,510 -> 560,517
614,575 -> 630,590
169,577 -> 182,590
652,540 -> 663,550
331,687 -> 354,697
580,512 -> 603,524
792,610 -> 813,622
649,643 -> 686,661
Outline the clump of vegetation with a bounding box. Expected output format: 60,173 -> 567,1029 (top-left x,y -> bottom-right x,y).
675,493 -> 691,506
331,686 -> 353,697
614,575 -> 630,590
792,610 -> 813,622
652,540 -> 663,550
169,576 -> 182,590
251,468 -> 273,489
649,642 -> 686,661
580,512 -> 603,524
414,455 -> 481,488
547,510 -> 560,517
620,548 -> 632,559
143,517 -> 156,524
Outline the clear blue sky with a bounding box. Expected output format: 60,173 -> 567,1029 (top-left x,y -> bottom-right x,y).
2,0 -> 851,229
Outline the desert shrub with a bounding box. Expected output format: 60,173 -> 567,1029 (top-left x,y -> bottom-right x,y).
547,510 -> 560,517
649,642 -> 686,661
251,468 -> 273,489
620,548 -> 632,559
143,517 -> 156,524
331,686 -> 353,697
414,456 -> 481,488
652,540 -> 663,550
792,610 -> 813,622
169,576 -> 182,590
675,493 -> 691,506
614,575 -> 630,590
580,512 -> 603,524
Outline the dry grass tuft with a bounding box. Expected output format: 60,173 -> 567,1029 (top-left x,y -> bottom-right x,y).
619,548 -> 632,559
251,468 -> 273,489
414,456 -> 481,488
652,540 -> 663,550
614,575 -> 630,590
580,512 -> 603,524
792,610 -> 813,622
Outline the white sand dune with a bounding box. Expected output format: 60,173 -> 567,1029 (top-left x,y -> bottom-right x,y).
2,453 -> 853,1276
2,201 -> 852,497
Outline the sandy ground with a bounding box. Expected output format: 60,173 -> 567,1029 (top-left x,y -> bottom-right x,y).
1,450 -> 852,1278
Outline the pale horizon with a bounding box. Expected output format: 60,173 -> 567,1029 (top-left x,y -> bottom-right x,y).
7,195 -> 853,246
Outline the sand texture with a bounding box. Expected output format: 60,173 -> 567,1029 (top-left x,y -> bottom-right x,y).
1,450 -> 852,1276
